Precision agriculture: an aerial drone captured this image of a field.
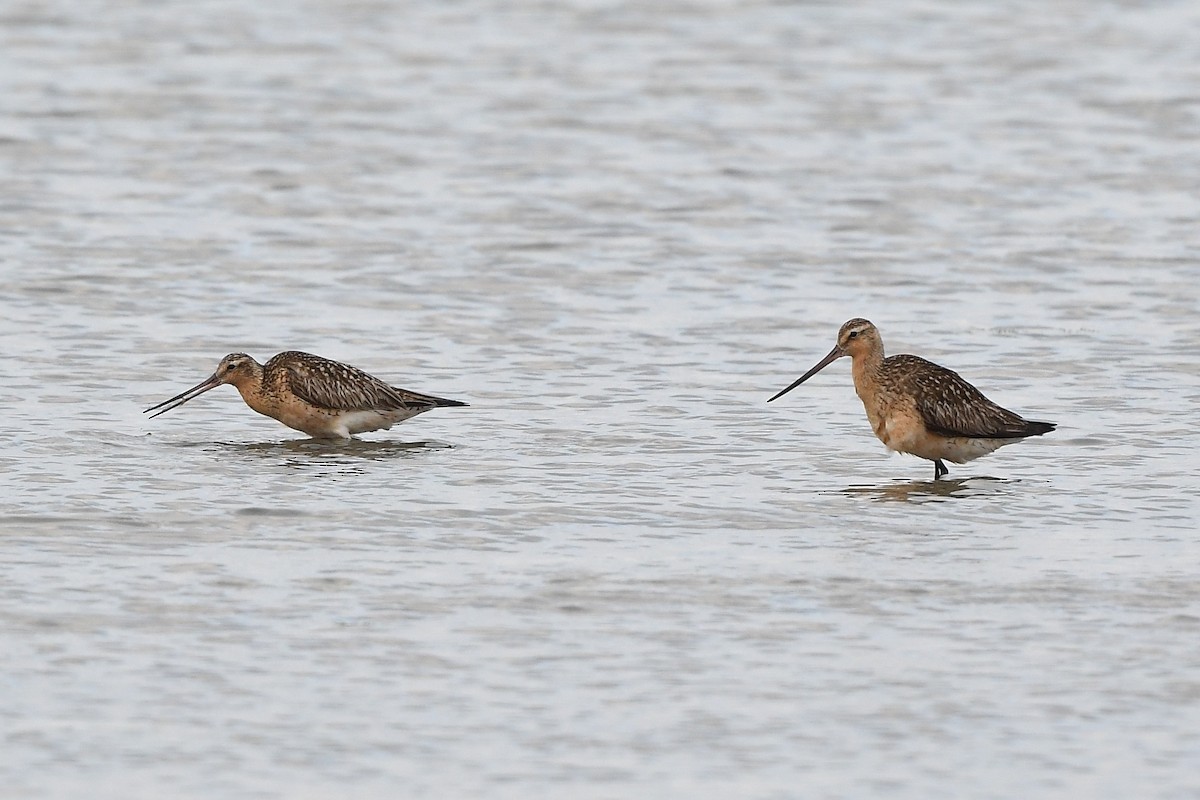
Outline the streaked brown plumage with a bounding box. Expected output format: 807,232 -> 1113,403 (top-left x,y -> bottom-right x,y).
145,351 -> 467,439
769,319 -> 1054,479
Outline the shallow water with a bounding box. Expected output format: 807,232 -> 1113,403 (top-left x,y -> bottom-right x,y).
3,1 -> 1200,798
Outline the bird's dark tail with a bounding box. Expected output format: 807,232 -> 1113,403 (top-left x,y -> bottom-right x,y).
1023,420 -> 1055,436
401,389 -> 468,410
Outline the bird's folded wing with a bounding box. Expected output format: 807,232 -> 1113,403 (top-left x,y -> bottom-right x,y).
283,358 -> 425,412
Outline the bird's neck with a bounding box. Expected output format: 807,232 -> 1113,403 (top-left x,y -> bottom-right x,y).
228,368 -> 272,414
851,347 -> 885,397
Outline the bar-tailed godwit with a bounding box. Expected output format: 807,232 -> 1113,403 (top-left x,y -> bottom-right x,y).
145,351 -> 467,439
769,319 -> 1054,479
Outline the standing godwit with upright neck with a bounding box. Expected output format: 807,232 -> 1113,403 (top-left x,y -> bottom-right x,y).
145,351 -> 467,439
768,319 -> 1054,479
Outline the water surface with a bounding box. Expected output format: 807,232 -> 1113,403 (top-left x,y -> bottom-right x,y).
3,1 -> 1199,798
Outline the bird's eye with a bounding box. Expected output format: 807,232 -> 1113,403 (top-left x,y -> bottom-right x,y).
848,330 -> 859,339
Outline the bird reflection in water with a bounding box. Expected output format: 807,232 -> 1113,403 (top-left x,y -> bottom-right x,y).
839,476 -> 1012,503
197,438 -> 455,477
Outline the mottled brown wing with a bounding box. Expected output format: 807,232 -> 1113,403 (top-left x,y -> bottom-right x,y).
271,351 -> 439,413
889,355 -> 1037,439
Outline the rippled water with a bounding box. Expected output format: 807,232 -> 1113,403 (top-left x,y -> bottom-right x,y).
3,1 -> 1200,797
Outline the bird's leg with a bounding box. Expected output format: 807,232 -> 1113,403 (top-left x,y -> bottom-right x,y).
934,459 -> 948,480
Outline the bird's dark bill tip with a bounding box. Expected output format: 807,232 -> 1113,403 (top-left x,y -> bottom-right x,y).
142,375 -> 222,417
768,345 -> 845,403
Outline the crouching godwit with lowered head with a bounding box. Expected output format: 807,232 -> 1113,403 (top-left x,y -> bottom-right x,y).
768,319 -> 1054,479
145,351 -> 467,439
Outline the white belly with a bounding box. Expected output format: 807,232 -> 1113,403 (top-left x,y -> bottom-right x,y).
931,436 -> 1014,464
871,406 -> 1012,465
271,408 -> 427,439
332,408 -> 425,438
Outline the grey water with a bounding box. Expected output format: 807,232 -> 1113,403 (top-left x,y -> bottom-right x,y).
2,1 -> 1200,798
